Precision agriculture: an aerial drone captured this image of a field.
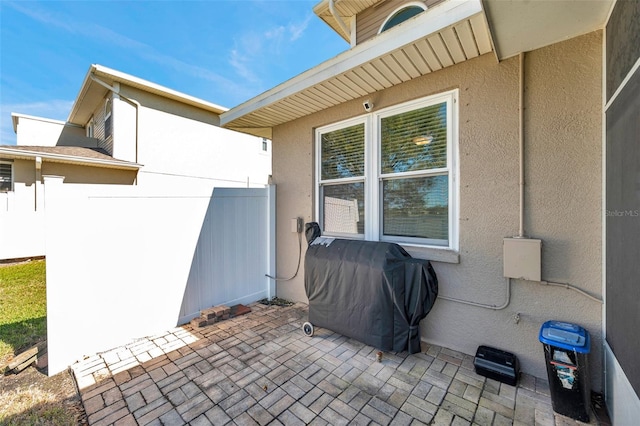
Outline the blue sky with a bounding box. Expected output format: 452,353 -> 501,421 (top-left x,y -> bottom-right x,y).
0,0 -> 348,145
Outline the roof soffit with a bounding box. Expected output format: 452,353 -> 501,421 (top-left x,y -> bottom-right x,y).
222,0 -> 489,135
483,0 -> 613,60
223,0 -> 614,138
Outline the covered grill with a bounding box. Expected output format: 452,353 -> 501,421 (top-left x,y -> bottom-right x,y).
304,234 -> 438,354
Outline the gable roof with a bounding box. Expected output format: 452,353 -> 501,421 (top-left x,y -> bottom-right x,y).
0,145 -> 141,170
67,64 -> 228,127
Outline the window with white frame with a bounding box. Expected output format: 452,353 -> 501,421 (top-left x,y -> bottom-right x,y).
379,3 -> 427,33
316,90 -> 457,249
86,117 -> 94,138
0,161 -> 13,192
104,98 -> 112,139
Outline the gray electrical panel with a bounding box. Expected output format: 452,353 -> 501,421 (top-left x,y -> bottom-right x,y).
503,238 -> 541,281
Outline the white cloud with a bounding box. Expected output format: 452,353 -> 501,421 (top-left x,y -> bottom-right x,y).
228,13 -> 313,86
5,100 -> 75,119
288,14 -> 312,41
265,26 -> 286,40
229,49 -> 259,84
5,1 -> 250,104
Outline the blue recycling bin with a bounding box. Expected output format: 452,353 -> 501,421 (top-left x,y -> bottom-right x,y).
539,321 -> 591,422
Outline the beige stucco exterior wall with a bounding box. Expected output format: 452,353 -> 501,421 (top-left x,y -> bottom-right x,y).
271,31 -> 603,388
41,163 -> 137,185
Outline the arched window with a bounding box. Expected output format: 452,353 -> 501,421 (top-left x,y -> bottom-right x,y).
104,97 -> 113,138
379,3 -> 426,33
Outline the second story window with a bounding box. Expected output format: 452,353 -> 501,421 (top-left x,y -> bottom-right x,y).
86,118 -> 94,138
379,3 -> 426,33
104,98 -> 112,139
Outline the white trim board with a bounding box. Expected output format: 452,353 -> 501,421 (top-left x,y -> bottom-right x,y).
604,56 -> 640,112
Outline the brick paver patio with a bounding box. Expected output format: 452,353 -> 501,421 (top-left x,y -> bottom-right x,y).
71,303 -> 602,425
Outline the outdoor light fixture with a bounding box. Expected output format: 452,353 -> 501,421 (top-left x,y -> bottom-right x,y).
413,135 -> 433,145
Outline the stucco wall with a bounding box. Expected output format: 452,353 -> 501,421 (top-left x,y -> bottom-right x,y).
41,163 -> 137,185
116,86 -> 271,188
271,31 -> 603,387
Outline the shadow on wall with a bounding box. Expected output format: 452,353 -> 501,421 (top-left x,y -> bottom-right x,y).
177,186 -> 273,325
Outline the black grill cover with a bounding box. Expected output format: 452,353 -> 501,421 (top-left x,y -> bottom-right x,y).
304,238 -> 438,354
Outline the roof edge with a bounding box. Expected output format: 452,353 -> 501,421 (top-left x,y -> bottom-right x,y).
0,146 -> 142,170
221,0 -> 483,128
67,64 -> 228,124
11,113 -> 83,133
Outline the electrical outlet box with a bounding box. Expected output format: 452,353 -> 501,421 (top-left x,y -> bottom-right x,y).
291,217 -> 303,233
503,238 -> 541,281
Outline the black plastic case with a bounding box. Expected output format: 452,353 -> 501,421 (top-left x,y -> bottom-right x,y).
473,345 -> 520,386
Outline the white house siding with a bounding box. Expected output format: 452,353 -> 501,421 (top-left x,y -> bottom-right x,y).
271,32 -> 603,388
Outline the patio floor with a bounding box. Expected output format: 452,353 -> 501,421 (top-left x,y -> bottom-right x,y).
71,302 -> 603,426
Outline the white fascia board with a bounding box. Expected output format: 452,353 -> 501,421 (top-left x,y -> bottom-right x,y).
221,0 -> 483,127
92,64 -> 229,113
67,64 -> 98,123
68,64 -> 228,123
0,147 -> 142,170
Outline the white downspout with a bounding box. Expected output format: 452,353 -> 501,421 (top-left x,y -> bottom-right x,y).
89,74 -> 141,171
329,0 -> 351,42
34,156 -> 42,211
518,52 -> 526,238
437,53 -> 527,311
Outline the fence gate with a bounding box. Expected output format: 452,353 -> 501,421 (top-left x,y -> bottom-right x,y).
178,186 -> 275,324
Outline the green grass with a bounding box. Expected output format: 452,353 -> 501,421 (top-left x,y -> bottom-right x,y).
0,260 -> 47,366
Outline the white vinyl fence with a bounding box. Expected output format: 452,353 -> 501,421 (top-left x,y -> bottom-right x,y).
0,211 -> 45,260
44,177 -> 275,375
